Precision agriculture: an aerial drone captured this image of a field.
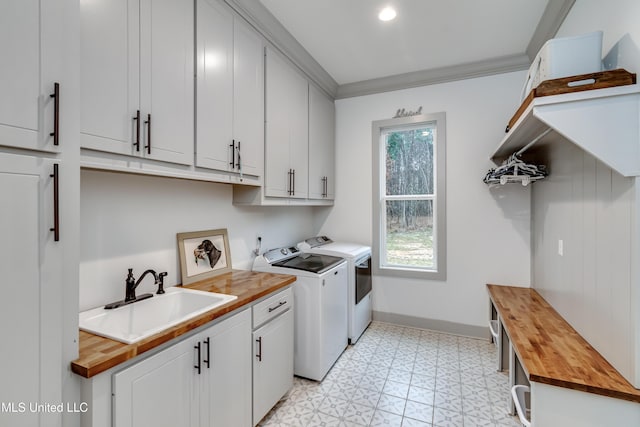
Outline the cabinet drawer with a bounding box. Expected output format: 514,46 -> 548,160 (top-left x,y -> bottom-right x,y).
253,287 -> 293,328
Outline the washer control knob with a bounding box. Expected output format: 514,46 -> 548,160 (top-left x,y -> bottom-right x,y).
280,248 -> 288,255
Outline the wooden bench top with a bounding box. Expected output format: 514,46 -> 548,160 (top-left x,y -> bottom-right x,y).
487,284 -> 640,403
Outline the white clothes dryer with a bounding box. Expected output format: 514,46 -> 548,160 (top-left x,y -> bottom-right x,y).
298,236 -> 372,344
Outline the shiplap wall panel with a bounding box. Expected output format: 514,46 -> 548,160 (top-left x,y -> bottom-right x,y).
531,137 -> 636,386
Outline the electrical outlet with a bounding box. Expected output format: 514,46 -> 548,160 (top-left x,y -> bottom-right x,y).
558,239 -> 564,256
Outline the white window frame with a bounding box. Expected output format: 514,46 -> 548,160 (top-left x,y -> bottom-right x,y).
372,112 -> 447,280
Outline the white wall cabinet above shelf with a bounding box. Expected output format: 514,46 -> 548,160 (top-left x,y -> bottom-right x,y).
491,84 -> 640,177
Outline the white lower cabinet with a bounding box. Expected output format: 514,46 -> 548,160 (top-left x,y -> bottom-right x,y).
201,308 -> 252,427
113,308 -> 251,427
0,154 -> 63,427
84,288 -> 295,427
112,335 -> 197,427
252,307 -> 294,425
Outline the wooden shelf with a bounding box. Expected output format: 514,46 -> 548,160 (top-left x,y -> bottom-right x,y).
491,83 -> 640,177
487,284 -> 640,403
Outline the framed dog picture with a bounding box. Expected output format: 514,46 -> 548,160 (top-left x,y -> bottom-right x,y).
177,228 -> 232,285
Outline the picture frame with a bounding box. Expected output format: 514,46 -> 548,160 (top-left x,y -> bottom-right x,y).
177,228 -> 232,285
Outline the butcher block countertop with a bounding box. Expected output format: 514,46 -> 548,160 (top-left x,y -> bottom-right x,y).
72,270 -> 296,378
487,284 -> 640,403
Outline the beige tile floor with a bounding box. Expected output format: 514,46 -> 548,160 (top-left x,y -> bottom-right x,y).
259,321 -> 523,427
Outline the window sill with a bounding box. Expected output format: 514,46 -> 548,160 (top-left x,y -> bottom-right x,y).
374,265 -> 446,281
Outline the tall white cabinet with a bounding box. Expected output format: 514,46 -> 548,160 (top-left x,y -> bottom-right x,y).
0,1 -> 79,426
80,0 -> 194,165
196,0 -> 264,183
0,155 -> 61,427
264,46 -> 309,199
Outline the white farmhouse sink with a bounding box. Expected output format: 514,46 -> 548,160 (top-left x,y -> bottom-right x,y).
79,287 -> 237,344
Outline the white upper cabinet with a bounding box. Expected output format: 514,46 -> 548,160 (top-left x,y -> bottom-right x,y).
196,0 -> 263,182
264,46 -> 309,199
0,0 -> 63,153
232,17 -> 265,180
308,85 -> 335,200
81,0 -> 193,165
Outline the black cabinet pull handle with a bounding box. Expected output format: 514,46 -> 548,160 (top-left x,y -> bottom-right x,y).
268,300 -> 287,312
49,164 -> 59,242
235,140 -> 241,169
292,169 -> 295,196
194,342 -> 201,374
287,169 -> 292,196
144,113 -> 151,154
50,82 -> 60,146
203,337 -> 210,368
256,337 -> 262,362
133,110 -> 140,151
229,140 -> 235,168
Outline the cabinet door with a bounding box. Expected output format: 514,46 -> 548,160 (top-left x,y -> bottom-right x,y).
288,71 -> 309,199
265,47 -> 308,198
195,0 -> 234,172
202,309 -> 252,427
0,0 -> 63,152
253,309 -> 294,426
308,85 -> 335,200
265,47 -> 293,198
140,0 -> 194,165
80,0 -> 140,156
321,264 -> 348,374
0,154 -> 61,427
113,337 -> 198,427
232,19 -> 264,180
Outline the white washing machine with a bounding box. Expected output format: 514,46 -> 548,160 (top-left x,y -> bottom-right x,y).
298,236 -> 372,344
253,245 -> 348,381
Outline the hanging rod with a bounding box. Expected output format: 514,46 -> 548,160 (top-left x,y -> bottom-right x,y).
516,128 -> 553,157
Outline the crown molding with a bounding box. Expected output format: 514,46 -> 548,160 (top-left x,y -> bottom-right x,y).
224,0 -> 339,97
224,0 -> 575,100
335,54 -> 531,99
526,0 -> 576,60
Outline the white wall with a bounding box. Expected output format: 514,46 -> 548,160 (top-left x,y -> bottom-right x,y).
531,139 -> 635,386
529,0 -> 640,386
316,71 -> 532,330
557,0 -> 640,75
79,170 -> 314,311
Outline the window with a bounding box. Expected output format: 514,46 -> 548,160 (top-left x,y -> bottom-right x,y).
372,113 -> 446,280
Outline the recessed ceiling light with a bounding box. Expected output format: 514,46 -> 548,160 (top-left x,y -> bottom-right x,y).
378,6 -> 397,22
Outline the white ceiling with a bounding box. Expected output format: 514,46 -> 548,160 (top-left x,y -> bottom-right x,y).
258,0 -> 558,89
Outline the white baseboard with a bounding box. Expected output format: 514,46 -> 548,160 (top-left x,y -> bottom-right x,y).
372,311 -> 490,340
